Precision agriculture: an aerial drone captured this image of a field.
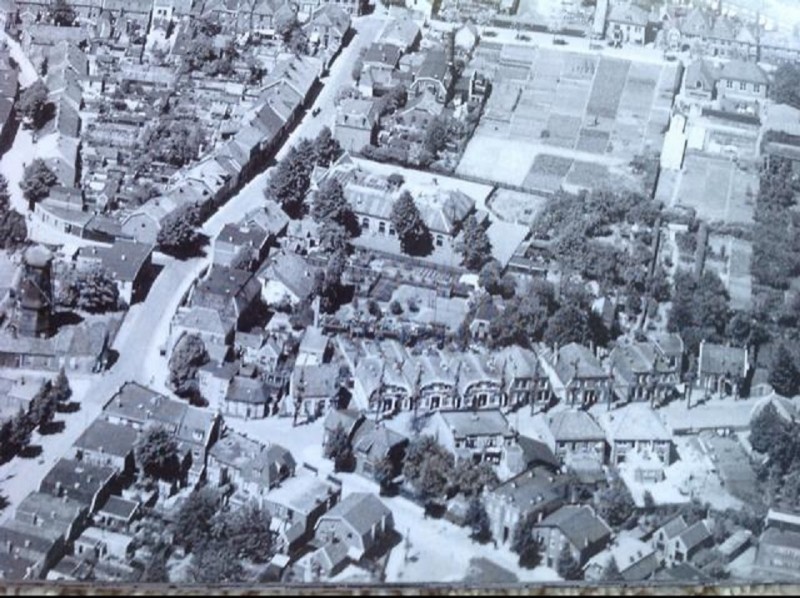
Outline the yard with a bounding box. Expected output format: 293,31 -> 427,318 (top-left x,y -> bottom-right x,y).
665,153 -> 757,226
488,189 -> 551,226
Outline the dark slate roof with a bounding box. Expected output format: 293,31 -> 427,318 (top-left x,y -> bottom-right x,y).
363,43 -> 402,67
77,240 -> 153,282
39,459 -> 116,507
699,342 -> 747,377
73,419 -> 138,458
679,520 -> 712,550
97,496 -> 139,520
537,505 -> 612,549
416,48 -> 449,82
226,376 -> 271,404
216,222 -> 269,249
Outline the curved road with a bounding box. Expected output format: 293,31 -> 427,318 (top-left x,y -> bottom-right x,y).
0,14 -> 389,519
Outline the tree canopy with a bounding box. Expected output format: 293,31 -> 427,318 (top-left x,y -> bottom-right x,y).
769,343 -> 800,397
0,174 -> 27,252
17,81 -> 51,130
20,160 -> 58,209
49,0 -> 77,26
135,426 -> 181,483
770,62 -> 800,109
667,270 -> 731,355
323,423 -> 354,472
58,267 -> 120,313
511,513 -> 541,569
457,214 -> 493,271
390,191 -> 431,255
157,203 -> 204,256
168,334 -> 209,399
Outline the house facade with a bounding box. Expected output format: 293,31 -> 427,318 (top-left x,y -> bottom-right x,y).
533,505 -> 612,569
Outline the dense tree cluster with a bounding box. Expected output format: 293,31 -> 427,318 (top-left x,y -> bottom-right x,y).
486,280 -> 608,350
770,62 -> 800,109
667,270 -> 730,356
751,403 -> 800,508
19,159 -> 58,209
168,334 -> 210,399
0,175 -> 27,251
402,437 -> 498,506
141,117 -> 206,168
0,372 -> 72,462
48,0 -> 77,26
174,487 -> 276,584
751,158 -> 800,291
265,129 -> 343,219
58,267 -> 120,313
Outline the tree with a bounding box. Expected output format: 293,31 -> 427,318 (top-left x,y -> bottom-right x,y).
457,215 -> 493,271
557,544 -> 582,581
478,260 -> 515,299
403,436 -> 454,504
423,115 -> 450,158
174,487 -> 221,552
464,498 -> 491,543
135,426 -> 181,482
157,203 -> 203,255
769,343 -> 800,397
215,504 -> 275,563
323,424 -> 354,472
17,81 -> 51,130
390,191 -> 431,255
668,270 -> 731,355
190,540 -> 246,583
543,304 -> 590,347
20,160 -> 58,209
51,368 -> 72,403
770,62 -> 800,109
596,478 -> 636,528
0,175 -> 27,252
314,127 -> 343,168
750,403 -> 788,454
311,178 -> 349,226
8,410 -> 32,455
30,389 -> 56,430
49,0 -> 77,26
60,267 -> 120,313
168,334 -> 209,398
140,546 -> 170,583
643,490 -> 656,512
264,145 -> 313,218
451,461 -> 498,497
318,220 -> 349,253
511,514 -> 541,569
601,556 -> 623,582
142,118 -> 205,168
374,455 -> 396,492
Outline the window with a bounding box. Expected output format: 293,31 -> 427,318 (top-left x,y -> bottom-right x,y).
754,84 -> 761,93
726,80 -> 733,88
740,81 -> 746,91
379,221 -> 386,234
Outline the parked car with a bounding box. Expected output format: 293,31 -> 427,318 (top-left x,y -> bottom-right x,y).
553,37 -> 568,45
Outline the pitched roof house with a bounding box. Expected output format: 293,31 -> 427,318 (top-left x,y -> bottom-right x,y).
533,505 -> 612,568
314,492 -> 394,561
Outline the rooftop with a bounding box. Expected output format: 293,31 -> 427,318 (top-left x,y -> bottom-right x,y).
320,492 -> 392,536
438,409 -> 513,438
546,410 -> 605,442
73,419 -> 139,458
538,505 -> 612,549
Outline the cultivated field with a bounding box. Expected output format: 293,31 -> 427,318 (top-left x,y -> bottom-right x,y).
665,153 -> 758,226
459,46 -> 680,193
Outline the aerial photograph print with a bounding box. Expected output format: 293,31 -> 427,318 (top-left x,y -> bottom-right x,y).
0,0 -> 798,593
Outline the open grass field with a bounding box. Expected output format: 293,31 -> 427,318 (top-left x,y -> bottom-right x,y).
489,189 -> 551,225
458,45 -> 680,193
